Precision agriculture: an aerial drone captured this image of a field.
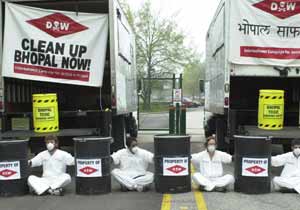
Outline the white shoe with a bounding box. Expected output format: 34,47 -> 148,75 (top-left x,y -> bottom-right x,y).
136,185 -> 144,192
48,188 -> 64,196
204,184 -> 215,192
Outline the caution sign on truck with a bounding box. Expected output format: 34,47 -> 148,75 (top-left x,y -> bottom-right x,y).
263,104 -> 283,119
2,3 -> 108,87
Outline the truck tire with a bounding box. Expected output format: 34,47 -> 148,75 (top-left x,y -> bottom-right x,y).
111,115 -> 126,152
283,143 -> 292,153
125,115 -> 138,138
204,115 -> 216,137
216,117 -> 228,152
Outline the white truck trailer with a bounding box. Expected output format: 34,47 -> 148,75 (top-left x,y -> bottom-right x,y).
0,0 -> 137,153
205,0 -> 300,152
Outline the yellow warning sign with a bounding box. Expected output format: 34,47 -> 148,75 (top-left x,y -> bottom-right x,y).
263,104 -> 283,119
34,107 -> 55,121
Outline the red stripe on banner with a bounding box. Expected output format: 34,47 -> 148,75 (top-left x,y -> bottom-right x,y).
240,46 -> 300,59
14,63 -> 90,82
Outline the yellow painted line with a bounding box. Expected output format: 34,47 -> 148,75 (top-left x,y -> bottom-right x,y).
160,194 -> 172,210
191,164 -> 208,210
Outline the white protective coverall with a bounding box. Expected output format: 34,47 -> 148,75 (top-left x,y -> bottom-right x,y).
111,147 -> 154,190
28,149 -> 74,195
191,150 -> 234,191
272,152 -> 300,193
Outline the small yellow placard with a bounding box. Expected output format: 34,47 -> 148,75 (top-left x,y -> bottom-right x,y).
34,107 -> 55,121
263,104 -> 283,119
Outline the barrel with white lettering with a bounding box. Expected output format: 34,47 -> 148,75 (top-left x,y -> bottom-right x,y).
234,135 -> 271,194
0,139 -> 29,196
154,135 -> 191,193
73,137 -> 111,195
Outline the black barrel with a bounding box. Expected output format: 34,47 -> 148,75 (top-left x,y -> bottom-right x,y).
234,135 -> 271,194
154,135 -> 191,193
0,139 -> 29,197
73,136 -> 111,195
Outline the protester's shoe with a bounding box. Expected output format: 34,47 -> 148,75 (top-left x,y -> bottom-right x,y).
49,188 -> 64,196
136,185 -> 144,192
204,184 -> 215,192
120,185 -> 129,192
214,187 -> 227,193
29,186 -> 38,195
143,185 -> 151,192
198,185 -> 206,191
279,188 -> 296,193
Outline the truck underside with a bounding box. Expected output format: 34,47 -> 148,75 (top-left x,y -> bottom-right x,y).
0,0 -> 137,153
206,76 -> 300,153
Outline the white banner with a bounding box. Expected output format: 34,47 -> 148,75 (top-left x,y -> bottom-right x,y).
163,157 -> 189,176
242,158 -> 268,177
2,3 -> 108,87
229,0 -> 300,66
0,161 -> 21,180
76,159 -> 102,178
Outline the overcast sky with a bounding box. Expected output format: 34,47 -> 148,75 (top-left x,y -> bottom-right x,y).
126,0 -> 221,55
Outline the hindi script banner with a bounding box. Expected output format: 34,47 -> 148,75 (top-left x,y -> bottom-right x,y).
229,0 -> 300,66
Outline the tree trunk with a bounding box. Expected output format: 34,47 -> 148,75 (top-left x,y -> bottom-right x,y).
143,66 -> 152,111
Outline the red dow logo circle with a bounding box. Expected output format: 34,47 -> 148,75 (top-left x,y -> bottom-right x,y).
80,166 -> 98,175
27,13 -> 89,38
167,165 -> 186,174
246,165 -> 266,174
253,0 -> 300,19
0,169 -> 17,177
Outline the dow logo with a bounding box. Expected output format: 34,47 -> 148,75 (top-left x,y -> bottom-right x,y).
167,165 -> 186,174
27,13 -> 88,38
253,0 -> 300,19
0,169 -> 17,177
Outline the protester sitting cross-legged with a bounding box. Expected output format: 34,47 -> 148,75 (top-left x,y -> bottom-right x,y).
111,137 -> 154,192
272,138 -> 300,194
27,135 -> 74,196
191,135 -> 234,192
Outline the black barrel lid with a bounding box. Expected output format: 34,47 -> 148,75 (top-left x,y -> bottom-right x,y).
0,138 -> 29,144
234,135 -> 272,141
73,136 -> 112,142
154,134 -> 190,139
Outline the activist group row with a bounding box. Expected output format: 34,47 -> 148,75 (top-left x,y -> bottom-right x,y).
26,135 -> 300,195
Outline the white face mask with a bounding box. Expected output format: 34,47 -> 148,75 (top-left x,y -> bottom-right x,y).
46,143 -> 55,151
294,148 -> 300,156
207,145 -> 216,153
131,147 -> 138,154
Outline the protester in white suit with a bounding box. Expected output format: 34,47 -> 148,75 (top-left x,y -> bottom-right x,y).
272,138 -> 300,193
28,135 -> 74,196
192,136 -> 234,192
111,137 -> 154,192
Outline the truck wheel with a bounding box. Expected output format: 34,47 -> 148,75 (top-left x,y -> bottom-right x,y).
204,115 -> 216,137
111,115 -> 126,152
125,115 -> 138,138
216,117 -> 227,152
282,143 -> 291,153
129,117 -> 138,138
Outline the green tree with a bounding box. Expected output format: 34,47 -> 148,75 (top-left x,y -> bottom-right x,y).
121,0 -> 192,110
183,55 -> 205,101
